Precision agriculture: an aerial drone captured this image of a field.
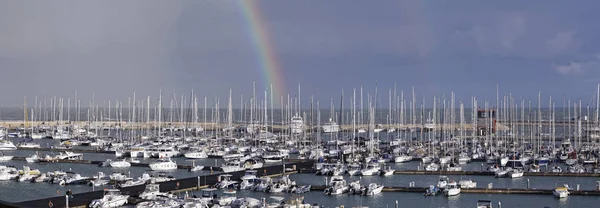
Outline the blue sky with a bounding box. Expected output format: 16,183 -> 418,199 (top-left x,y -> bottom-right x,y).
0,0 -> 599,107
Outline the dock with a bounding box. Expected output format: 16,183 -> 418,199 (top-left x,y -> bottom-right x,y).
7,160 -> 315,208
299,169 -> 600,177
11,157 -> 225,171
310,185 -> 600,196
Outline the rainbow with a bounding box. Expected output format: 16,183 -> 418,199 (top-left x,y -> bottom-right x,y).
238,0 -> 285,106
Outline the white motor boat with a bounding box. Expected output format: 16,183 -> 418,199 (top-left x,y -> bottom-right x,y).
0,155 -> 13,162
149,158 -> 177,171
553,186 -> 569,198
289,115 -> 304,134
509,168 -> 524,178
425,163 -> 440,171
0,140 -> 17,150
55,151 -> 83,160
89,189 -> 129,208
109,159 -> 131,168
218,190 -> 237,206
324,176 -> 348,195
17,142 -> 40,148
184,151 -> 208,159
241,170 -> 258,180
458,179 -> 477,188
25,154 -> 40,163
215,174 -> 238,189
221,160 -> 245,173
139,183 -> 175,200
444,181 -> 461,196
366,183 -> 384,195
437,176 -> 449,189
321,118 -> 340,133
394,155 -> 413,163
190,165 -> 204,172
379,166 -> 395,176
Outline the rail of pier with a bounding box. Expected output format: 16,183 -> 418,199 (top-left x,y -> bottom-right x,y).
7,159 -> 314,208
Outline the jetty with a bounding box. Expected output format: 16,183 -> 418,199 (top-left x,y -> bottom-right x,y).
310,185 -> 600,196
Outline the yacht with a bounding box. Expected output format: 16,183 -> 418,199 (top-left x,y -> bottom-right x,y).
126,146 -> 148,158
0,140 -> 17,150
149,158 -> 177,171
322,118 -> 340,133
88,189 -> 129,208
148,146 -> 180,158
289,115 -> 304,134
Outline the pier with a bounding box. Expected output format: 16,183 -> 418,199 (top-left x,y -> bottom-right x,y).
6,160 -> 315,208
310,185 -> 600,196
298,169 -> 600,177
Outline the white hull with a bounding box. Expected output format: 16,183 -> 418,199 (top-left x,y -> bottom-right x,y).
149,161 -> 177,171
445,188 -> 461,196
184,152 -> 208,159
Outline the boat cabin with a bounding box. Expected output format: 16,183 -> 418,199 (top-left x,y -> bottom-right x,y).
200,188 -> 217,199
477,200 -> 493,208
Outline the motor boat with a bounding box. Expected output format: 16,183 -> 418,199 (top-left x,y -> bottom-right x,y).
394,155 -> 413,163
458,179 -> 477,188
109,159 -> 131,168
88,189 -> 129,208
324,176 -> 348,195
437,176 -> 449,189
365,183 -> 384,195
379,166 -> 395,176
218,190 -> 237,206
553,186 -> 569,198
221,160 -> 245,173
289,115 -> 304,134
0,140 -> 17,150
444,181 -> 461,196
215,174 -> 238,189
184,151 -> 208,159
149,158 -> 177,171
138,183 -> 175,200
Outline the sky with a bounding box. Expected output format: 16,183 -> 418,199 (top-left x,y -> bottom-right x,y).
1,0 -> 599,108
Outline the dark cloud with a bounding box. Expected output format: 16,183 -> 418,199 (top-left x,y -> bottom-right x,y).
0,0 -> 599,107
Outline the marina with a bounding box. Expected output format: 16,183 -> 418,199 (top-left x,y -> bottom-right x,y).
1,84 -> 600,208
2,1 -> 600,207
